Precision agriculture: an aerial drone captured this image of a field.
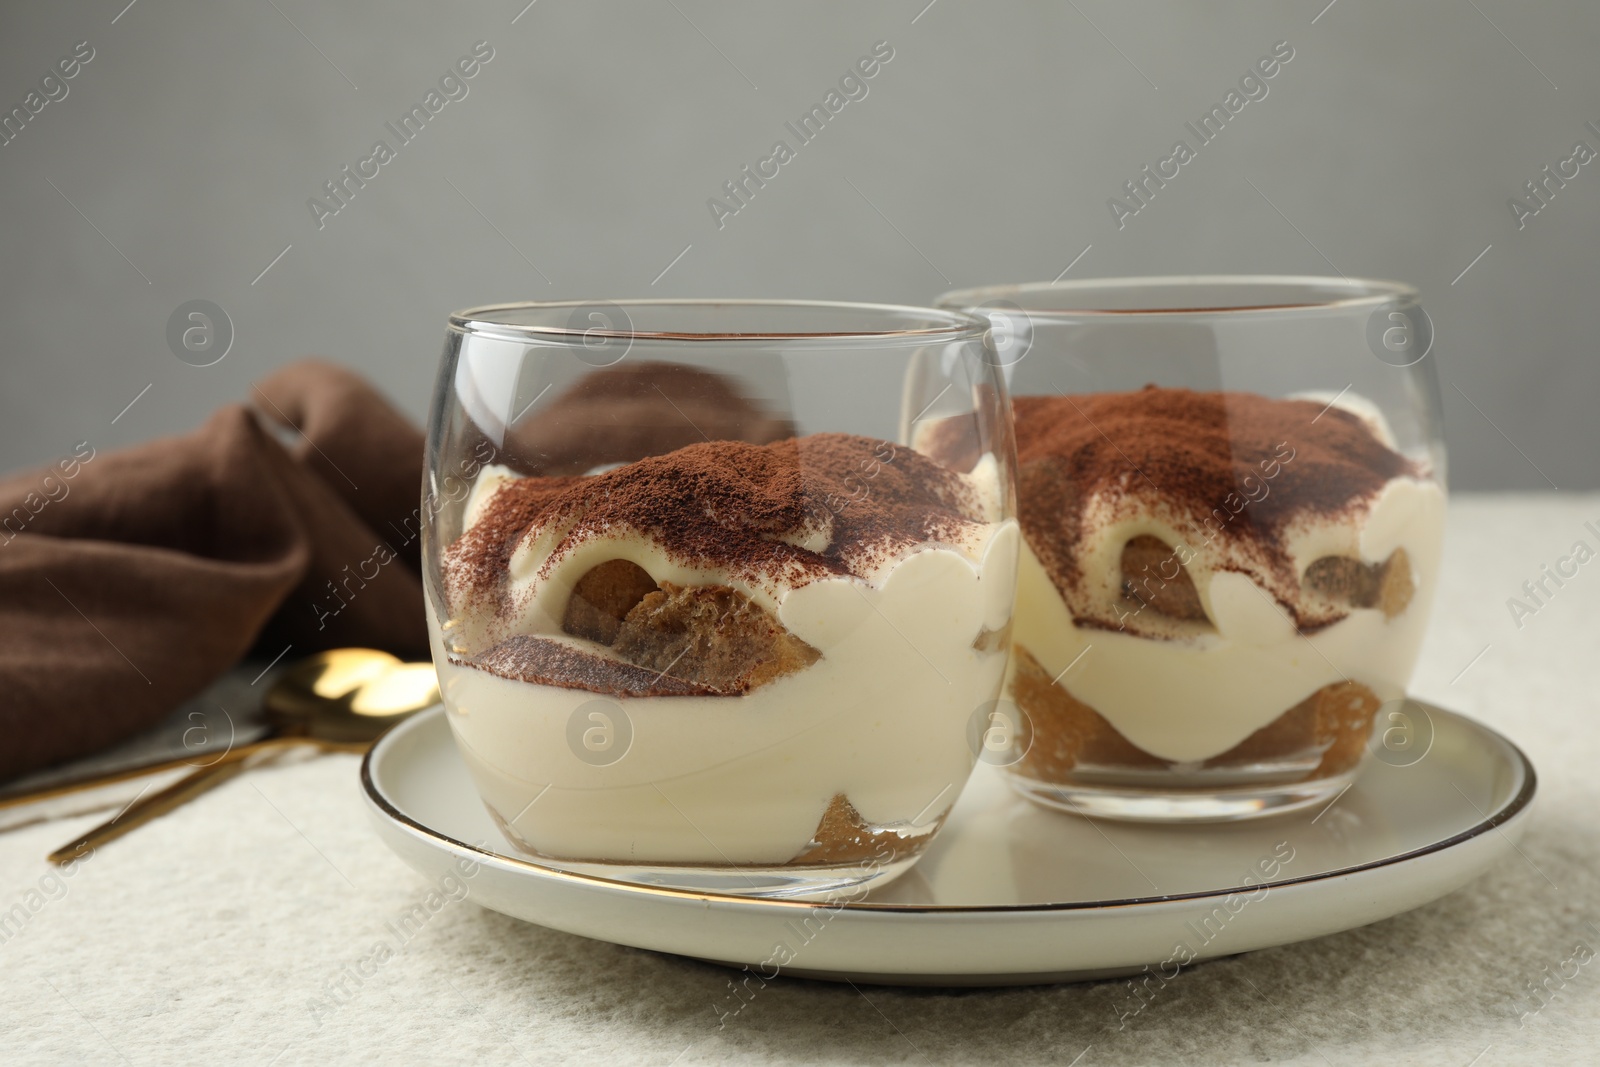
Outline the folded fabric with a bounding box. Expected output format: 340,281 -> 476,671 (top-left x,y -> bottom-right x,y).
0,361 -> 429,781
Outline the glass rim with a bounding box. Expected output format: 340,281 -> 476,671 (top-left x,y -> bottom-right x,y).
936,275 -> 1420,318
447,298 -> 991,344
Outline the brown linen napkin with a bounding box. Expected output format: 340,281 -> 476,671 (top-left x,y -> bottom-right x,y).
0,360 -> 429,781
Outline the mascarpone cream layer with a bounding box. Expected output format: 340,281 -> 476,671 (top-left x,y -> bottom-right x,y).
434,519 -> 1019,863
1014,476 -> 1446,764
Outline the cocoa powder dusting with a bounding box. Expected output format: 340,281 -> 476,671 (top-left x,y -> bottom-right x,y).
1013,387 -> 1420,626
452,475 -> 583,598
449,432 -> 982,602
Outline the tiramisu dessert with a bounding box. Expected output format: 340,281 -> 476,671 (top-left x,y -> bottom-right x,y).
928,385 -> 1444,813
427,430 -> 1018,887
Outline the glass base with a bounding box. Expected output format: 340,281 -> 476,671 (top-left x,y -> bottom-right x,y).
1006,767 -> 1361,823
488,805 -> 935,900
519,854 -> 923,901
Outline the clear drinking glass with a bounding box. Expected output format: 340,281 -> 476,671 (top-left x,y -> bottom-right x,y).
935,277 -> 1446,821
422,300 -> 1018,898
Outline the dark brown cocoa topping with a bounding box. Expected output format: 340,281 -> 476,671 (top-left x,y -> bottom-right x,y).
507,362 -> 795,477
445,432 -> 986,695
1014,387 -> 1419,630
452,475 -> 584,603
446,432 -> 983,611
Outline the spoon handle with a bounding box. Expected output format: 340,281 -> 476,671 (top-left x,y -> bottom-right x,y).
0,748 -> 259,818
45,738 -> 366,865
47,758 -> 251,865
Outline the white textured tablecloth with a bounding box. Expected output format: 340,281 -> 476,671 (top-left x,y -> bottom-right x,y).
3,493 -> 1597,1066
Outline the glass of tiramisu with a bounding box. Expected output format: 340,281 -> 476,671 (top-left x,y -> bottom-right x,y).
422,300 -> 1019,897
935,277 -> 1446,821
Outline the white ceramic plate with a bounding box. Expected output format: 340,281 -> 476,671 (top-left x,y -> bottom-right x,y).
362,703 -> 1534,986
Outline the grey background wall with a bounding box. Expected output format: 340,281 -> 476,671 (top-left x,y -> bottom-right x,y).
1,0 -> 1595,489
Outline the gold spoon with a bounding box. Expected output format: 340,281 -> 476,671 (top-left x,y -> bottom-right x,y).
48,649 -> 439,864
2,650 -> 400,816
